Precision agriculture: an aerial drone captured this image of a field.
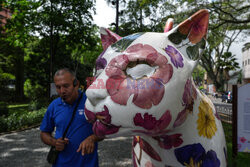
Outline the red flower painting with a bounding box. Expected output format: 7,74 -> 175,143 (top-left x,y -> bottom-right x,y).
133,110 -> 172,136
133,136 -> 162,162
85,105 -> 120,137
153,134 -> 183,150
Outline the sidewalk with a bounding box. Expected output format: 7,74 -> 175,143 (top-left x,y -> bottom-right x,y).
0,127 -> 132,167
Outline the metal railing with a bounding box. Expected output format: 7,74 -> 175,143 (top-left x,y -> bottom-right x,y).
214,102 -> 232,123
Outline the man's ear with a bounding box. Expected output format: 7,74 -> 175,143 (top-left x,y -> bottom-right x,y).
167,9 -> 209,61
73,79 -> 78,87
100,27 -> 122,50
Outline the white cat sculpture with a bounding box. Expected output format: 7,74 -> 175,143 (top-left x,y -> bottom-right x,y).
84,9 -> 227,167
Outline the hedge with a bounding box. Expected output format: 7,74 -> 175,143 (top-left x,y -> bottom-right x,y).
0,108 -> 46,133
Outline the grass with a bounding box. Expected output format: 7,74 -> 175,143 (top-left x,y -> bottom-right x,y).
7,103 -> 29,116
8,103 -> 29,108
222,122 -> 250,167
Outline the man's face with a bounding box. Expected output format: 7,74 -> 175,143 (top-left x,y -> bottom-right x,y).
54,72 -> 78,104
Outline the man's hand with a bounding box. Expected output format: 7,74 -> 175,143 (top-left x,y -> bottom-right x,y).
77,135 -> 103,156
55,138 -> 69,151
77,135 -> 95,155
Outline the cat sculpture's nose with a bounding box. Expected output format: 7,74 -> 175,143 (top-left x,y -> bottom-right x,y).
86,87 -> 108,106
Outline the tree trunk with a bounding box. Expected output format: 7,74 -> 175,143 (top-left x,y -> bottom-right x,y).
14,49 -> 24,102
115,0 -> 119,34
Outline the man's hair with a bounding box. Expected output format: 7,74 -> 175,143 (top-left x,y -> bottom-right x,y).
54,68 -> 76,79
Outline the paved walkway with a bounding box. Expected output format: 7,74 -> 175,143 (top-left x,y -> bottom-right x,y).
0,127 -> 132,167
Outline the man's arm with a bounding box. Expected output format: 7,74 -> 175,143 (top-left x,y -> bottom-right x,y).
77,134 -> 103,155
40,131 -> 69,151
40,131 -> 56,146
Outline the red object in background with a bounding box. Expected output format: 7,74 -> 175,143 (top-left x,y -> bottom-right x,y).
0,7 -> 12,27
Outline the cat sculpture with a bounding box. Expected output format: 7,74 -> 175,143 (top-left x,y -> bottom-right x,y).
84,9 -> 227,167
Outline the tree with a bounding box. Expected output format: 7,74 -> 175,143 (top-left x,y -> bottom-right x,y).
105,0 -> 127,33
105,0 -> 165,36
210,0 -> 250,30
0,0 -> 35,101
192,65 -> 205,87
200,30 -> 241,91
1,0 -> 101,102
30,0 -> 97,83
111,0 -> 246,92
172,0 -> 250,29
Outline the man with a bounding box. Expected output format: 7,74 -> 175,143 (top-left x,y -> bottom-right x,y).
40,68 -> 101,167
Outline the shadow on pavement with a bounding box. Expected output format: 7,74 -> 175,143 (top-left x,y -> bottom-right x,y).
0,128 -> 132,167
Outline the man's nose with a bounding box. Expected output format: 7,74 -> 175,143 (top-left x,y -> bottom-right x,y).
60,87 -> 66,93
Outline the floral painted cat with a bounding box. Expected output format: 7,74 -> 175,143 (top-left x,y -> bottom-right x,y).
84,9 -> 227,167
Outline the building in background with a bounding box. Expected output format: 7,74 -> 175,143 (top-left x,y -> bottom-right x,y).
0,6 -> 11,27
242,43 -> 250,83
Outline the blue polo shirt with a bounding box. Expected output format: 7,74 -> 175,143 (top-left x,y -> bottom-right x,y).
40,91 -> 98,167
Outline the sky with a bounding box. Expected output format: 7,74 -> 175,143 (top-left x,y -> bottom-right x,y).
93,0 -> 250,67
93,0 -> 115,28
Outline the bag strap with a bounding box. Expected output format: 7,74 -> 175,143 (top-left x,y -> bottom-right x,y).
62,92 -> 83,139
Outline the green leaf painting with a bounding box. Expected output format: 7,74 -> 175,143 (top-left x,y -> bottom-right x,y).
186,45 -> 199,60
168,30 -> 187,45
112,33 -> 145,52
186,38 -> 206,60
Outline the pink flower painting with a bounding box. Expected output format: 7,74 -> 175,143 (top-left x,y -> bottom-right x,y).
105,43 -> 173,109
173,79 -> 197,128
240,137 -> 247,143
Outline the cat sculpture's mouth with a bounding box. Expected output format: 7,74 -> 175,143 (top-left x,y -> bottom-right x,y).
84,105 -> 120,137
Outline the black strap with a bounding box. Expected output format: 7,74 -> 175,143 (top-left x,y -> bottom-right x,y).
62,92 -> 83,139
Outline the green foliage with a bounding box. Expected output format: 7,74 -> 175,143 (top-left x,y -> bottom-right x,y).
192,65 -> 205,86
217,52 -> 240,71
0,102 -> 47,133
24,79 -> 49,110
29,98 -> 49,111
31,0 -> 97,47
0,72 -> 15,90
111,0 -> 248,93
198,86 -> 204,90
114,0 -> 164,36
0,72 -> 16,102
0,108 -> 46,133
222,122 -> 250,166
1,0 -> 101,103
0,102 -> 9,117
0,0 -> 33,102
24,79 -> 45,99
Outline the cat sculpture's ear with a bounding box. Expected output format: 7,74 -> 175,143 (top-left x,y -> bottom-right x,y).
164,18 -> 174,33
100,27 -> 122,50
167,9 -> 209,61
